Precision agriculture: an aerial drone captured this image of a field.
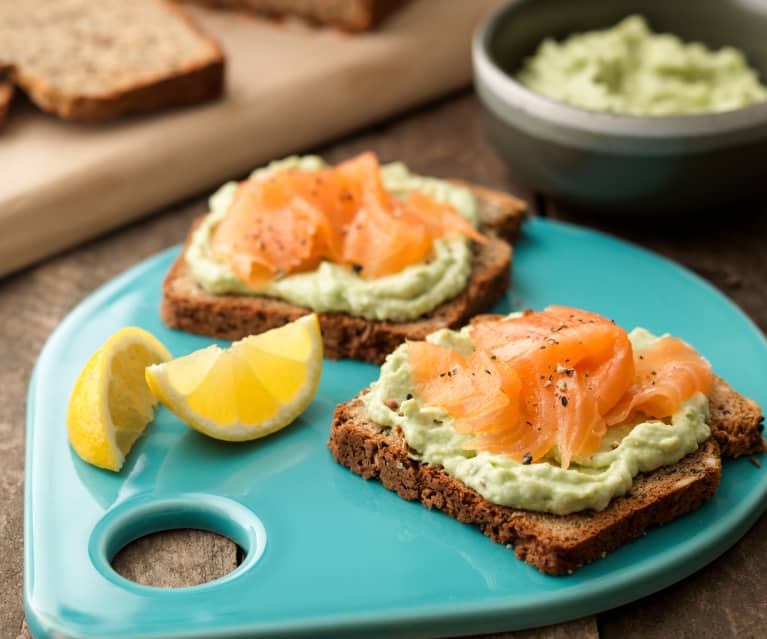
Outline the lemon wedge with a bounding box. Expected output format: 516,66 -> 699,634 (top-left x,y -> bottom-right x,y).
145,314 -> 322,441
67,327 -> 172,471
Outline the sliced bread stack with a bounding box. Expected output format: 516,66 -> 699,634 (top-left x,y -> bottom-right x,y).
0,0 -> 224,121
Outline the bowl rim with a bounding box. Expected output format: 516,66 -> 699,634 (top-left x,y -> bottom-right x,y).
473,0 -> 767,141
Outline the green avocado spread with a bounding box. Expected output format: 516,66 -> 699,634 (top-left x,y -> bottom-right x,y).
362,325 -> 711,515
516,15 -> 767,116
185,156 -> 480,322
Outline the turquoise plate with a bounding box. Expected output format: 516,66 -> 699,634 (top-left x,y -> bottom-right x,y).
25,219 -> 767,638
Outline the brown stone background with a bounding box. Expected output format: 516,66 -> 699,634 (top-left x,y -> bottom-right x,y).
4,92 -> 767,639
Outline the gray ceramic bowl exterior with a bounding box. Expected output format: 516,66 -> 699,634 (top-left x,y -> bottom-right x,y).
473,0 -> 767,214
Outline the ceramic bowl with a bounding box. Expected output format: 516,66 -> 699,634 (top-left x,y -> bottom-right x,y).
473,0 -> 767,214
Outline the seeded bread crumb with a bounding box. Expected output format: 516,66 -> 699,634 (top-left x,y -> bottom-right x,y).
161,182 -> 526,363
328,376 -> 762,575
0,0 -> 224,121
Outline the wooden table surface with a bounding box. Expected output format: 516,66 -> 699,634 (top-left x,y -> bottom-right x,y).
4,91 -> 767,639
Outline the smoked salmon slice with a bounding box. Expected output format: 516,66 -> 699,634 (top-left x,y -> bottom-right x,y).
210,152 -> 486,288
408,307 -> 713,469
605,335 -> 713,425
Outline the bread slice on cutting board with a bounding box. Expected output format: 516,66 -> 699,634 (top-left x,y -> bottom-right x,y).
0,0 -> 224,121
180,0 -> 404,31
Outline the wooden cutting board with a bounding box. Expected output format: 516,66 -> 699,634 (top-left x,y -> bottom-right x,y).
0,0 -> 504,278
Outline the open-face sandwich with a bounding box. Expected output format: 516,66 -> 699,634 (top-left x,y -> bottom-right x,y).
161,152 -> 526,363
328,306 -> 765,574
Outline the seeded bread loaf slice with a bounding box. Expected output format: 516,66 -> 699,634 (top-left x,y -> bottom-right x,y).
161,183 -> 527,363
180,0 -> 404,31
329,378 -> 764,575
708,376 -> 765,456
0,0 -> 224,121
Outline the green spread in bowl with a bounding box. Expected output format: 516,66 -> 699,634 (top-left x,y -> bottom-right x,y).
516,15 -> 767,116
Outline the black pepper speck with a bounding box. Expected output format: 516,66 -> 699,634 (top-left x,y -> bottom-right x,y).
522,452 -> 532,465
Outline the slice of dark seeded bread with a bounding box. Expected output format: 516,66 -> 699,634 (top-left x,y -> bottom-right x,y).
708,376 -> 765,457
328,378 -> 764,575
0,79 -> 12,129
161,183 -> 527,364
0,0 -> 224,121
179,0 -> 404,32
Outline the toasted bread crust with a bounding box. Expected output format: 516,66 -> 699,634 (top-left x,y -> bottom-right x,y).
13,59 -> 224,121
328,394 -> 734,575
2,1 -> 224,121
161,183 -> 525,363
708,377 -> 766,456
180,0 -> 404,31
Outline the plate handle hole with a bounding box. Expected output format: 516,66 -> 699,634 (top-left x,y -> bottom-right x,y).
91,494 -> 267,589
111,528 -> 245,588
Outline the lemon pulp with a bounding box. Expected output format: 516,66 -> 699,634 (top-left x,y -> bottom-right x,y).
67,327 -> 172,471
145,314 -> 322,441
